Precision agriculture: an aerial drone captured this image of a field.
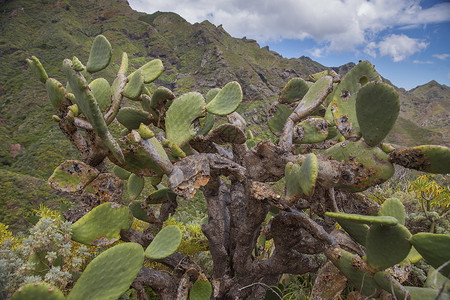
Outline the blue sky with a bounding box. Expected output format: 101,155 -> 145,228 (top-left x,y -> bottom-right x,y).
129,0 -> 450,90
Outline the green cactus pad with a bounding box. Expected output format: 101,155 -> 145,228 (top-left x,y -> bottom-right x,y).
293,117 -> 328,144
336,219 -> 369,246
67,243 -> 144,300
116,107 -> 152,130
129,59 -> 164,83
285,162 -> 302,204
298,153 -> 318,197
374,272 -> 409,300
189,274 -> 213,300
123,69 -> 144,100
145,225 -> 182,259
81,173 -> 123,207
206,81 -> 242,116
27,56 -> 48,84
268,104 -> 293,135
72,56 -> 85,71
171,143 -> 187,158
331,61 -> 381,139
326,212 -> 398,226
85,35 -> 112,73
197,113 -> 216,136
328,248 -> 379,297
324,102 -> 335,126
410,233 -> 450,277
425,267 -> 450,290
296,76 -> 333,112
379,198 -> 406,225
128,173 -> 144,201
63,60 -> 124,163
326,125 -> 340,140
366,224 -> 412,270
205,88 -> 221,103
150,86 -> 176,111
147,187 -> 177,204
325,140 -> 395,191
206,124 -> 246,144
278,78 -> 309,104
140,137 -> 174,175
112,165 -> 131,180
389,145 -> 450,174
309,70 -> 328,82
138,123 -> 155,140
129,200 -> 148,222
46,78 -> 68,109
48,160 -> 99,193
404,246 -> 423,264
166,92 -> 206,146
117,134 -> 165,177
404,286 -> 448,300
71,202 -> 133,246
11,282 -> 64,300
89,78 -> 111,112
356,82 -> 400,146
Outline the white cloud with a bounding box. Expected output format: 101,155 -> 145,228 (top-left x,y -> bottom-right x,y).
413,60 -> 433,64
128,0 -> 450,55
433,54 -> 450,60
364,34 -> 428,62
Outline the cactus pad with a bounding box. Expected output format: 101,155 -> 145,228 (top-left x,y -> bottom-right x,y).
27,56 -> 48,84
206,81 -> 242,115
123,69 -> 144,100
11,282 -> 64,300
127,173 -> 144,201
71,202 -> 133,246
150,86 -> 176,111
404,286 -> 448,300
296,76 -> 333,113
285,162 -> 302,204
268,103 -> 293,135
379,198 -> 406,225
147,187 -> 177,204
197,113 -> 215,136
48,160 -> 99,193
298,153 -> 318,197
326,212 -> 398,226
388,145 -> 450,174
278,77 -> 309,104
293,117 -> 328,144
145,225 -> 182,259
366,224 -> 411,270
356,82 -> 399,146
129,200 -> 149,222
189,273 -> 212,300
328,248 -> 379,297
85,35 -> 112,73
67,243 -> 144,300
410,233 -> 450,277
138,123 -> 155,139
309,70 -> 328,82
112,165 -> 131,180
166,92 -> 206,146
331,61 -> 381,139
46,78 -> 68,109
139,137 -> 174,175
325,140 -> 395,191
117,107 -> 152,130
129,59 -> 164,83
89,78 -> 111,112
205,88 -> 221,102
335,219 -> 369,246
206,124 -> 246,144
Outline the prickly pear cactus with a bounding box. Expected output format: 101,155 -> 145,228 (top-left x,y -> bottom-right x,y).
11,282 -> 65,300
145,225 -> 182,259
67,243 -> 144,300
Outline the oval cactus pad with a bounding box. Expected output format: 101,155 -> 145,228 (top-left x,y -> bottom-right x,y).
206,81 -> 242,116
86,35 -> 112,73
410,233 -> 450,277
389,145 -> 450,174
71,202 -> 133,246
48,160 -> 99,193
356,82 -> 399,146
67,243 -> 144,300
11,282 -> 64,300
278,77 -> 309,104
145,225 -> 182,259
299,153 -> 319,197
189,274 -> 213,300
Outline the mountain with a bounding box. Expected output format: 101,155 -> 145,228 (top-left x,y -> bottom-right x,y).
0,0 -> 449,230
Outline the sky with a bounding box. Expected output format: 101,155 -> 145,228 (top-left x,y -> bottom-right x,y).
128,0 -> 450,90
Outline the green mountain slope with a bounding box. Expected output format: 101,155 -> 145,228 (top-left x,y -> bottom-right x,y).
0,0 -> 448,231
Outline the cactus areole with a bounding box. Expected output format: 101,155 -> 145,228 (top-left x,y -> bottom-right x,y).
24,35 -> 450,300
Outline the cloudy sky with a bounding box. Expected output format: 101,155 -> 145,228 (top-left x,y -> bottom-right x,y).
129,0 -> 450,90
